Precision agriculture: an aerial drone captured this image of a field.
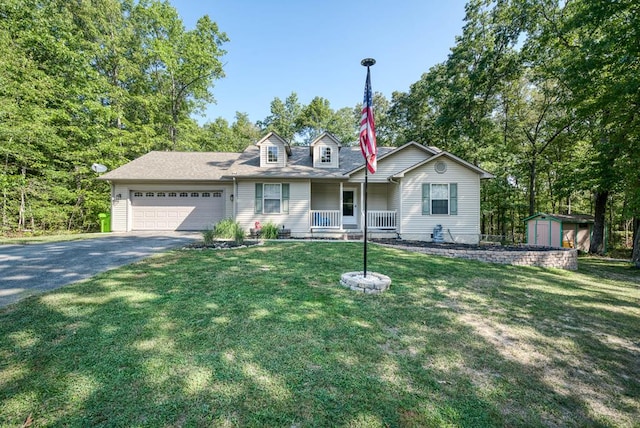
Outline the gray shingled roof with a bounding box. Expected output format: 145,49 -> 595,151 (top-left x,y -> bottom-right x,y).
98,151 -> 241,181
99,146 -> 396,181
224,145 -> 395,179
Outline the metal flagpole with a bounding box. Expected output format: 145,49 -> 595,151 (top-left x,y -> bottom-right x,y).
364,165 -> 368,277
360,57 -> 376,278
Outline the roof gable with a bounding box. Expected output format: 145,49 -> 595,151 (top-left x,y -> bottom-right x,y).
310,132 -> 342,148
256,131 -> 288,147
310,132 -> 342,168
391,151 -> 494,179
346,141 -> 439,176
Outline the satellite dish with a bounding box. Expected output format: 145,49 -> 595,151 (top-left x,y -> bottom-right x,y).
91,163 -> 108,173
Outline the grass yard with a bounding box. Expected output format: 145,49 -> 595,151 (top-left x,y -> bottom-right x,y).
1,242 -> 638,427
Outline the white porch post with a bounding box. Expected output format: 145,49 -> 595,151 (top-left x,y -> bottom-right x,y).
339,182 -> 344,229
360,181 -> 365,232
398,179 -> 402,236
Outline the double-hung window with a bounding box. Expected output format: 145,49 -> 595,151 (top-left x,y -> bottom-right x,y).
267,146 -> 278,163
320,147 -> 332,163
255,183 -> 290,214
422,183 -> 457,215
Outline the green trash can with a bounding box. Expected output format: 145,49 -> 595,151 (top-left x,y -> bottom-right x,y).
98,213 -> 111,233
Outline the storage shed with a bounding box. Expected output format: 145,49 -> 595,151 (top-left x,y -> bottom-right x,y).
524,213 -> 596,252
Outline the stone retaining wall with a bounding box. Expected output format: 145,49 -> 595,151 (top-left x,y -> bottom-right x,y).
385,245 -> 578,270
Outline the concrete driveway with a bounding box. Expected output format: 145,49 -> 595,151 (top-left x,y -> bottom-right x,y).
0,232 -> 199,308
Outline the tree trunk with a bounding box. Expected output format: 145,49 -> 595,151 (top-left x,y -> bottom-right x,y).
528,159 -> 536,216
2,153 -> 8,231
590,190 -> 608,255
632,218 -> 640,268
18,166 -> 26,231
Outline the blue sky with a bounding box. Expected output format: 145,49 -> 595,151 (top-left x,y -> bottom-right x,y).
168,0 -> 469,125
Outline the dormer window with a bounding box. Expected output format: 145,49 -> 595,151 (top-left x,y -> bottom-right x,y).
320,147 -> 332,163
310,132 -> 341,168
267,146 -> 278,163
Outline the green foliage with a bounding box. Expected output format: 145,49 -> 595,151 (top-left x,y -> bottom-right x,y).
258,91 -> 363,145
213,218 -> 245,244
386,0 -> 639,261
202,228 -> 215,246
260,221 -> 279,239
233,224 -> 245,244
0,0 -> 229,234
258,92 -> 302,142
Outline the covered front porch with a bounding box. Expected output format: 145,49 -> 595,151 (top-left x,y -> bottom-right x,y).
309,182 -> 398,236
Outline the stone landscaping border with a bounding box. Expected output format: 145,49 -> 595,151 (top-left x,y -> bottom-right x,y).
380,244 -> 578,270
340,271 -> 392,293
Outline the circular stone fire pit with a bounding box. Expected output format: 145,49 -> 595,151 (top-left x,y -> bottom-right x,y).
340,272 -> 391,294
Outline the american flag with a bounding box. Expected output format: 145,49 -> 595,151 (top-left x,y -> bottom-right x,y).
360,67 -> 377,174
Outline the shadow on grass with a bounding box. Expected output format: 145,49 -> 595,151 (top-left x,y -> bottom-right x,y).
0,242 -> 637,426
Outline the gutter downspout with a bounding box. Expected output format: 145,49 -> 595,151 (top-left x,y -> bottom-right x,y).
232,176 -> 237,219
388,176 -> 400,238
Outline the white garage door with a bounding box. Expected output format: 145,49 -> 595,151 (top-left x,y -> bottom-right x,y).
131,191 -> 225,231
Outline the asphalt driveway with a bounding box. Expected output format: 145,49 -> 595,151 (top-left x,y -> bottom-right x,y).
0,232 -> 199,308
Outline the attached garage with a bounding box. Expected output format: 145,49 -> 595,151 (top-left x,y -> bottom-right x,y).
131,190 -> 225,231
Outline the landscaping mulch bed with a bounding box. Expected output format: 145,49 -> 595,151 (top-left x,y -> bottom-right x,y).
372,238 -> 561,252
183,240 -> 261,250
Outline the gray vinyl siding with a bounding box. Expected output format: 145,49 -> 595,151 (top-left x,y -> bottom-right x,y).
236,180 -> 310,234
259,135 -> 287,167
400,161 -> 481,244
367,183 -> 390,210
111,184 -> 130,232
312,138 -> 340,168
311,183 -> 340,210
350,145 -> 431,182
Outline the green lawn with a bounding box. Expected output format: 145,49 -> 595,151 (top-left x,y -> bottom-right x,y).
1,242 -> 638,427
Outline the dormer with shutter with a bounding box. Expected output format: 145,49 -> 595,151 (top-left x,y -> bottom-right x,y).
256,131 -> 291,168
310,132 -> 341,168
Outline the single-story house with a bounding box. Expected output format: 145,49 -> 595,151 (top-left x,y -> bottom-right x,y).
98,132 -> 494,243
524,213 -> 597,251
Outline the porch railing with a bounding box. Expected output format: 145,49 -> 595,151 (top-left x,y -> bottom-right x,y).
367,210 -> 397,230
310,210 -> 341,228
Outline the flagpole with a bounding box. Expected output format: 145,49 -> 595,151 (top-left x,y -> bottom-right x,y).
364,163 -> 368,277
360,58 -> 376,278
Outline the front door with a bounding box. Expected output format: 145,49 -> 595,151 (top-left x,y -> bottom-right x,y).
342,189 -> 357,228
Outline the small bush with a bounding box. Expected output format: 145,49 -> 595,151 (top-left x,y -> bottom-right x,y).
260,222 -> 279,239
214,218 -> 245,244
202,228 -> 215,246
233,225 -> 245,245
213,218 -> 236,239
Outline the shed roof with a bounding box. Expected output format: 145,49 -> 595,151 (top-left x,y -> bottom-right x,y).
523,213 -> 595,224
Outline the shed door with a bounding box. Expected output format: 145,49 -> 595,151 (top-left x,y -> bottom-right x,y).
535,221 -> 551,246
131,191 -> 224,231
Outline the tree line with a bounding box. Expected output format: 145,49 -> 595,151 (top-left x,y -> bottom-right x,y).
1,0 -> 638,265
